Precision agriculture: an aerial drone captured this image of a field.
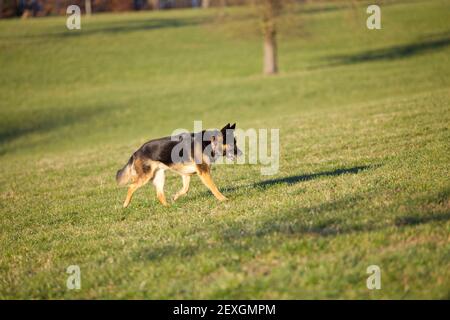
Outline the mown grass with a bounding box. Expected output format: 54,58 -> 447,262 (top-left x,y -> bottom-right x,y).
0,0 -> 449,299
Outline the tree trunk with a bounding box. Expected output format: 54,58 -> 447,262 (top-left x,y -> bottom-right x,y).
261,0 -> 280,75
202,0 -> 210,9
85,0 -> 92,16
0,0 -> 3,19
54,0 -> 60,15
263,28 -> 278,75
152,0 -> 160,10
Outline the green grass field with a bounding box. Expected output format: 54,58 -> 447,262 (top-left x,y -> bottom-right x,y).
0,0 -> 449,299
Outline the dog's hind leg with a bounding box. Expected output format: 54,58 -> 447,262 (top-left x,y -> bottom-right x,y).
153,169 -> 168,206
173,175 -> 190,201
122,162 -> 155,208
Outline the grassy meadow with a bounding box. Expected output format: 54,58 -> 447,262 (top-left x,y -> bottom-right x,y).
0,0 -> 449,299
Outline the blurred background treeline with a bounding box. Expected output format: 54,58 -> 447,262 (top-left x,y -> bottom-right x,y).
0,0 -> 253,18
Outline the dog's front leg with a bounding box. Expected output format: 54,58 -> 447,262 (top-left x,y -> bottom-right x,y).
123,183 -> 139,208
196,165 -> 227,201
153,169 -> 168,206
173,175 -> 190,201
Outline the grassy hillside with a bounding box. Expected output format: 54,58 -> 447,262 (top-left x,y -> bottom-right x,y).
0,0 -> 449,299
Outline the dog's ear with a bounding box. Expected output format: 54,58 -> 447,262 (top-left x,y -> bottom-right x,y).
221,123 -> 230,133
230,123 -> 236,130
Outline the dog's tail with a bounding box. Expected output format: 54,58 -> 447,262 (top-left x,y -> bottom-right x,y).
116,156 -> 133,186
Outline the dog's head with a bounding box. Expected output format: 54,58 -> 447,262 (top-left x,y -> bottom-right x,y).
211,123 -> 242,160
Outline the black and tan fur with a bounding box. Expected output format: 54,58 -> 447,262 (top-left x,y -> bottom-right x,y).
116,123 -> 241,207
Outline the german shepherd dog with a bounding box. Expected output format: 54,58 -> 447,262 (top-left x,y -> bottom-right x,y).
116,123 -> 241,207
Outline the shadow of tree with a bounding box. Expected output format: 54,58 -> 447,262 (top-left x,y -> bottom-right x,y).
67,18 -> 206,36
0,105 -> 110,151
140,243 -> 199,261
221,193 -> 371,241
0,16 -> 208,40
394,212 -> 450,227
325,34 -> 450,66
39,17 -> 207,39
134,189 -> 450,263
133,169 -> 450,266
